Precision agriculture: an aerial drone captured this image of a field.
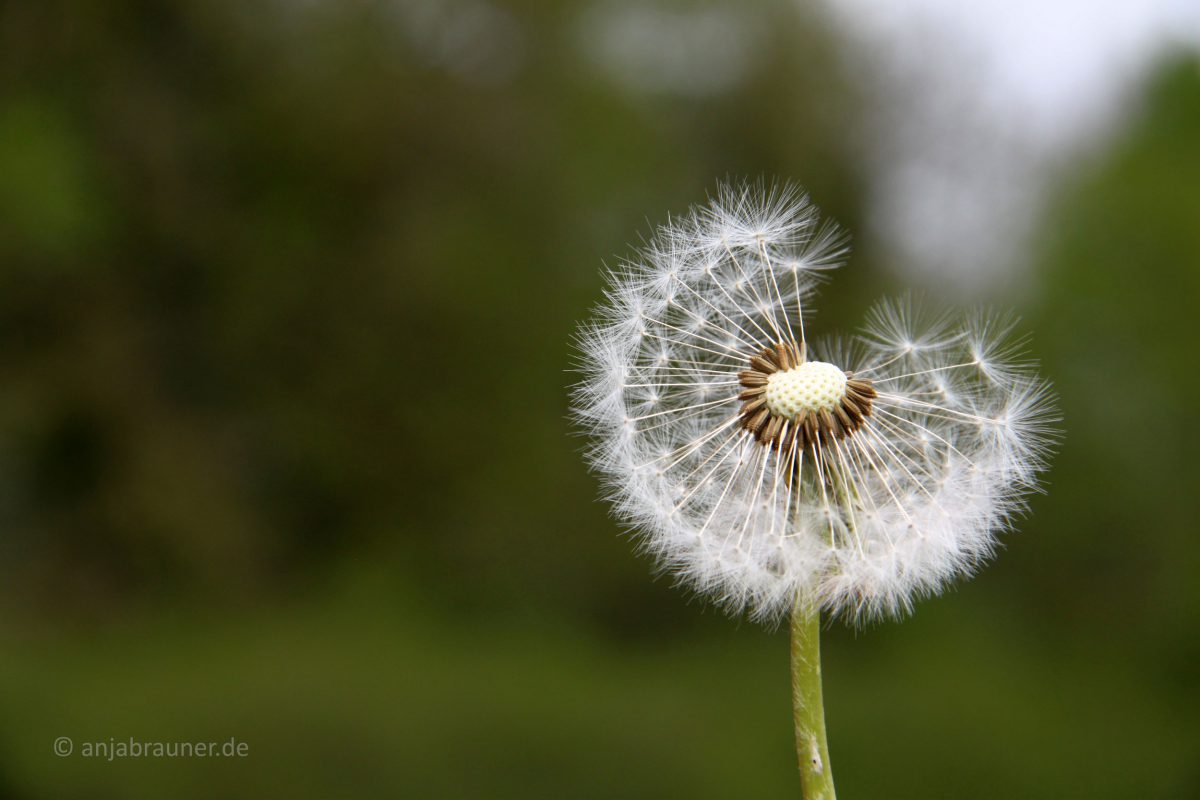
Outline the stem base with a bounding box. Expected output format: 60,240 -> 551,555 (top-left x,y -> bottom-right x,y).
791,602 -> 835,799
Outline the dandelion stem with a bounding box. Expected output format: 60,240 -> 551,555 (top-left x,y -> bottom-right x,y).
791,601 -> 836,799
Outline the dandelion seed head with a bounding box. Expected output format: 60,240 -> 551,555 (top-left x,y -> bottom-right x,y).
572,180 -> 1058,624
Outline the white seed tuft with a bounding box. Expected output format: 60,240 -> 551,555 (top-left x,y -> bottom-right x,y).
571,180 -> 1058,624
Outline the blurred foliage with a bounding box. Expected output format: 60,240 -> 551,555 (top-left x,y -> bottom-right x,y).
0,0 -> 1196,798
0,0 -> 866,624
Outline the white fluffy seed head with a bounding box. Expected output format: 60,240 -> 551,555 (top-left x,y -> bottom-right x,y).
572,180 -> 1058,625
765,362 -> 847,419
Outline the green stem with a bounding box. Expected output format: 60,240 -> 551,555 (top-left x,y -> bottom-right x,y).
791,601 -> 836,799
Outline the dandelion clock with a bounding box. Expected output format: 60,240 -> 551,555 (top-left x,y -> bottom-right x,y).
572,181 -> 1058,797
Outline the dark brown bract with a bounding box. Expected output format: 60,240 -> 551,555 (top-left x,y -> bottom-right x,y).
737,341 -> 876,454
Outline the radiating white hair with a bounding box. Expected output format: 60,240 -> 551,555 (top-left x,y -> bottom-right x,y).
573,181 -> 1058,623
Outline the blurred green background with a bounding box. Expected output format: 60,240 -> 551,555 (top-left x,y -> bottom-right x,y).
0,1 -> 1197,798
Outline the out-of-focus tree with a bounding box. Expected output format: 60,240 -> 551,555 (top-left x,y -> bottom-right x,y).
0,0 -> 865,625
1007,53 -> 1200,794
1023,54 -> 1200,643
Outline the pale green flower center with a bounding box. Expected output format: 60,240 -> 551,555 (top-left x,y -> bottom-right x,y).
764,361 -> 848,419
